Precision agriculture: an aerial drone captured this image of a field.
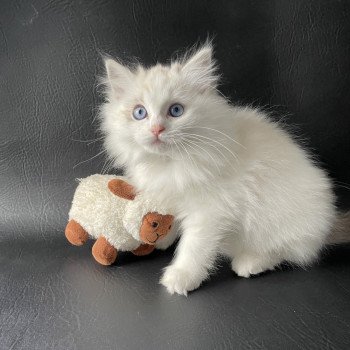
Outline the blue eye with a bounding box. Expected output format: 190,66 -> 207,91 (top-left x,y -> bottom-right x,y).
133,105 -> 147,120
169,104 -> 184,118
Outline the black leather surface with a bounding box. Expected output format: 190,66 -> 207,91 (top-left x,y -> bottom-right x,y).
1,239 -> 350,350
1,0 -> 350,349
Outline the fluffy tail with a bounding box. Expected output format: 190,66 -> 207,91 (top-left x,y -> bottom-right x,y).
327,211 -> 350,244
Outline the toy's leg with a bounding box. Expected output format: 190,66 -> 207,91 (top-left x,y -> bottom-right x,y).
92,236 -> 118,266
65,220 -> 88,246
132,244 -> 155,256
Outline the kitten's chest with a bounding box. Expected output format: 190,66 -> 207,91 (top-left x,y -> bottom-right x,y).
130,160 -> 195,194
129,158 -> 241,214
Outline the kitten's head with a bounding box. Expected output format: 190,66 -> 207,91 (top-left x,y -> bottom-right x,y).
100,44 -> 224,165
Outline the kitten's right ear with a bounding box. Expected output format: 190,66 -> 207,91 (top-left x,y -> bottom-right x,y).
181,44 -> 219,92
104,58 -> 134,99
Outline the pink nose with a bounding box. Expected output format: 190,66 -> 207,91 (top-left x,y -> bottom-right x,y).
151,125 -> 165,136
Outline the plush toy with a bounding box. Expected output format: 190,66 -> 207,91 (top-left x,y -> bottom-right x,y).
65,174 -> 174,265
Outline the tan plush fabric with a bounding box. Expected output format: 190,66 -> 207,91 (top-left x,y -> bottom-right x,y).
92,236 -> 118,265
108,178 -> 136,200
65,219 -> 88,246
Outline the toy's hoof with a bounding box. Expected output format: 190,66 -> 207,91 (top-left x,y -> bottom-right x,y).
92,236 -> 117,266
132,244 -> 155,256
65,220 -> 88,246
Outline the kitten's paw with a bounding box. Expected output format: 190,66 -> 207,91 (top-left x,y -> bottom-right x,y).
160,266 -> 202,296
231,255 -> 276,278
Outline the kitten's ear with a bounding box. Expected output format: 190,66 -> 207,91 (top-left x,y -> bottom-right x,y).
104,58 -> 134,98
181,45 -> 219,91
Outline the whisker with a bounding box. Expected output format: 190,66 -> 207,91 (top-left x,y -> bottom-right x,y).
101,157 -> 115,174
178,139 -> 199,172
71,136 -> 104,145
334,181 -> 350,191
172,139 -> 185,163
179,126 -> 246,150
168,131 -> 236,168
180,133 -> 231,162
73,149 -> 106,169
181,138 -> 222,174
178,132 -> 239,166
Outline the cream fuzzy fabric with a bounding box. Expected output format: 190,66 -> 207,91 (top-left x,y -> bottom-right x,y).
68,174 -> 175,251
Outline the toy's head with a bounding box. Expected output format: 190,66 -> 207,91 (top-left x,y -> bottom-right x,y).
109,177 -> 175,243
139,212 -> 174,244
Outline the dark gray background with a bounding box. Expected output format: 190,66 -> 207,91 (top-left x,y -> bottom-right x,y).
1,1 -> 349,349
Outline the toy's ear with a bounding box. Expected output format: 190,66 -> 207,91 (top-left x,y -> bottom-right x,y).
108,179 -> 136,200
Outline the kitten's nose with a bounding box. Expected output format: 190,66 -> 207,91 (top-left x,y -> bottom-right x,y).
151,125 -> 165,136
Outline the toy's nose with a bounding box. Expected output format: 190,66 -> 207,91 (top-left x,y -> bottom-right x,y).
151,125 -> 165,136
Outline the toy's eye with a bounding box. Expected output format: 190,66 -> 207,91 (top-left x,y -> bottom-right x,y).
151,221 -> 159,228
168,225 -> 172,229
168,104 -> 184,117
133,105 -> 147,120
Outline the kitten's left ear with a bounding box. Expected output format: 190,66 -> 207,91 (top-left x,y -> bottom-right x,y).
104,58 -> 134,99
181,44 -> 219,91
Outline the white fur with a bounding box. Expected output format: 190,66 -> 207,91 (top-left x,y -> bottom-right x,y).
99,44 -> 336,295
69,174 -> 177,251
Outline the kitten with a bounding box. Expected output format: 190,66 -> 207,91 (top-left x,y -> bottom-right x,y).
99,43 -> 349,295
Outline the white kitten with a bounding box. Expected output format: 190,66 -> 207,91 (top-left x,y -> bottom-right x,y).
99,44 -> 349,295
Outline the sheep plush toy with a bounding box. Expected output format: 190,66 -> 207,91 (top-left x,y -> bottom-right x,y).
65,174 -> 175,265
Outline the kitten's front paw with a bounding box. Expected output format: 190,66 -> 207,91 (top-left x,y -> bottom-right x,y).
160,266 -> 202,296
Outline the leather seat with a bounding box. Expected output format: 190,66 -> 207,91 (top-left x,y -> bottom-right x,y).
1,0 -> 349,348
